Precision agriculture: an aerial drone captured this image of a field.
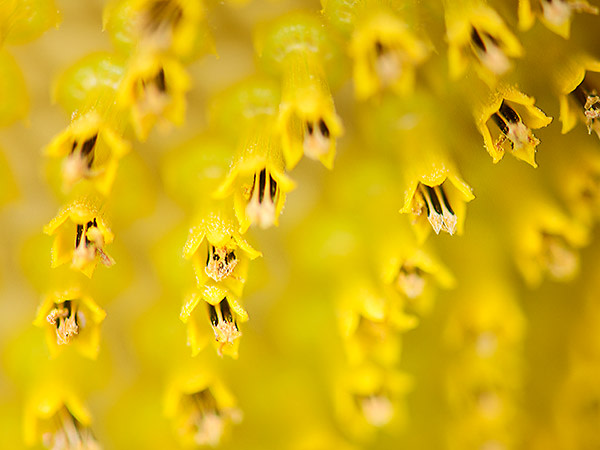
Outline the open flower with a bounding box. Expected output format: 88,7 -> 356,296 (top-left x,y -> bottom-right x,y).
476,85 -> 552,167
445,0 -> 522,84
180,283 -> 249,359
557,55 -> 600,137
349,8 -> 429,100
183,208 -> 262,296
165,371 -> 242,448
44,199 -> 115,278
45,110 -> 130,195
33,287 -> 106,359
118,52 -> 190,141
214,123 -> 296,232
24,386 -> 100,449
519,0 -> 598,38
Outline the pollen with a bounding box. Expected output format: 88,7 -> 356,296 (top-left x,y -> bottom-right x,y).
205,245 -> 237,282
46,300 -> 79,345
416,183 -> 458,235
245,168 -> 278,229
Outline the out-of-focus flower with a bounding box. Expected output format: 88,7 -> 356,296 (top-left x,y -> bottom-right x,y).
118,52 -> 190,141
519,0 -> 598,38
0,0 -> 60,45
180,283 -> 248,358
214,123 -> 296,232
44,199 -> 115,278
557,55 -> 600,137
255,12 -> 345,169
24,385 -> 100,449
183,207 -> 261,295
33,287 -> 106,359
0,49 -> 28,126
445,0 -> 522,84
165,370 -> 242,447
348,7 -> 429,99
103,0 -> 212,61
476,85 -> 552,167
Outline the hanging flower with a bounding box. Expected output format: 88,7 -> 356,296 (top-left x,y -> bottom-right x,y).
43,199 -> 115,278
33,287 -> 106,359
519,0 -> 598,38
476,85 -> 552,167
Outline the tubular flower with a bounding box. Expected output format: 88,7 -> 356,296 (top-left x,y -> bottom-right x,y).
519,0 -> 598,38
103,0 -> 211,61
334,365 -> 412,439
24,387 -> 100,449
33,288 -> 106,359
445,0 -> 523,84
0,0 -> 60,45
180,284 -> 249,359
476,85 -> 552,167
557,56 -> 600,137
400,160 -> 475,242
380,245 -> 455,316
165,372 -> 242,448
255,12 -> 345,169
337,279 -> 418,366
44,199 -> 115,278
214,124 -> 296,232
117,52 -> 190,141
183,208 -> 262,296
349,7 -> 429,100
45,110 -> 131,195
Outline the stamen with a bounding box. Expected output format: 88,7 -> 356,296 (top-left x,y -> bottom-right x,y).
205,245 -> 238,282
245,168 -> 277,229
359,395 -> 394,427
470,27 -> 510,75
542,0 -> 598,26
62,134 -> 99,188
303,118 -> 331,159
72,220 -> 115,271
396,265 -> 426,299
46,300 -> 79,345
141,0 -> 183,48
208,298 -> 242,355
418,184 -> 457,235
492,102 -> 539,151
42,407 -> 100,450
541,233 -> 578,279
373,40 -> 403,85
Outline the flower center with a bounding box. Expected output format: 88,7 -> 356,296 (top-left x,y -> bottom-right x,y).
72,219 -> 115,270
42,407 -> 100,450
46,300 -> 80,345
396,265 -> 426,299
541,232 -> 578,279
359,394 -> 394,427
491,101 -> 539,151
205,245 -> 237,282
137,67 -> 169,116
140,0 -> 183,48
414,183 -> 457,235
374,40 -> 404,86
572,80 -> 600,136
208,299 -> 242,355
245,168 -> 278,229
303,118 -> 330,159
62,134 -> 98,188
470,27 -> 510,75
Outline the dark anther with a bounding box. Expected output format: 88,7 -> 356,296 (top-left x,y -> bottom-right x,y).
307,121 -> 314,135
269,175 -> 277,201
258,169 -> 266,204
212,246 -> 219,261
208,304 -> 219,327
319,119 -> 330,138
84,221 -> 94,245
220,299 -> 233,323
75,224 -> 84,247
71,141 -> 77,152
425,186 -> 443,215
498,102 -> 520,124
226,251 -> 235,264
439,186 -> 455,215
492,113 -> 509,134
81,135 -> 98,167
155,68 -> 167,92
375,40 -> 384,56
471,27 -> 486,51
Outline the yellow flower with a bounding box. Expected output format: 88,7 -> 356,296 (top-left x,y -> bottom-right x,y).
445,0 -> 523,84
476,85 -> 552,167
255,12 -> 345,169
24,384 -> 100,448
118,52 -> 190,141
334,365 -> 412,439
0,0 -> 60,45
557,55 -> 600,137
337,279 -> 418,367
165,370 -> 242,448
43,199 -> 115,278
45,110 -> 131,195
183,208 -> 261,296
349,7 -> 429,99
214,122 -> 296,232
180,283 -> 249,359
519,0 -> 598,38
33,287 -> 106,360
0,49 -> 28,127
400,161 -> 475,242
